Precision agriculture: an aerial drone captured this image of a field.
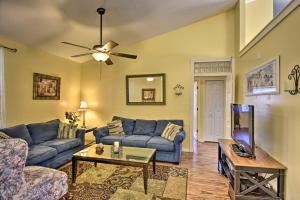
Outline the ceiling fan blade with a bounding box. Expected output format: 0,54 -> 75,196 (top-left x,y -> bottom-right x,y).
105,57 -> 113,65
62,42 -> 91,50
101,40 -> 119,51
110,52 -> 137,59
71,52 -> 93,57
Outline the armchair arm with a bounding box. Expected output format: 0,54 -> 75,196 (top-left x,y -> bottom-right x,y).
0,139 -> 27,199
93,126 -> 109,143
76,128 -> 86,145
174,131 -> 186,144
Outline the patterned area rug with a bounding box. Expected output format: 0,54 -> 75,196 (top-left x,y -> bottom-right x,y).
59,162 -> 188,200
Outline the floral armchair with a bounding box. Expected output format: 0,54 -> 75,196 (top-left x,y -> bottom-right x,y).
0,139 -> 68,200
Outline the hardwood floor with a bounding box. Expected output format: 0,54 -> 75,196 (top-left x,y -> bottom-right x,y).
162,140 -> 230,200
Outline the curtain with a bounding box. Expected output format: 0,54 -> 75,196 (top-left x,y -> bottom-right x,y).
0,47 -> 6,128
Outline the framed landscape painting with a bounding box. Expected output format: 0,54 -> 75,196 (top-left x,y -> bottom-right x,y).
245,56 -> 280,96
33,73 -> 61,100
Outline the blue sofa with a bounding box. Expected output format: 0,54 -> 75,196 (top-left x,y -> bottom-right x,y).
93,116 -> 185,163
0,119 -> 85,168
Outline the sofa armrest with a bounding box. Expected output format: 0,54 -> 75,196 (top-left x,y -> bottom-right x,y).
174,131 -> 186,144
93,126 -> 109,142
76,128 -> 86,145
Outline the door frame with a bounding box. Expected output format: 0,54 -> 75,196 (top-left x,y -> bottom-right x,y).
189,58 -> 235,152
193,80 -> 199,141
203,80 -> 225,142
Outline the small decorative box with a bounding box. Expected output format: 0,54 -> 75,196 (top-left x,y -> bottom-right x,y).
96,143 -> 104,155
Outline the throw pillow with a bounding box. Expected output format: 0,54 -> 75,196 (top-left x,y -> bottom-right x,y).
0,131 -> 12,139
107,120 -> 125,136
57,122 -> 78,139
161,122 -> 182,142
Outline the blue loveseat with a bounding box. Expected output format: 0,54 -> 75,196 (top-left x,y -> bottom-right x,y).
0,119 -> 85,168
93,116 -> 185,163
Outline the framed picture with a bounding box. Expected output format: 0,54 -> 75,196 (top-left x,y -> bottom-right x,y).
142,88 -> 155,102
33,73 -> 61,100
245,56 -> 280,96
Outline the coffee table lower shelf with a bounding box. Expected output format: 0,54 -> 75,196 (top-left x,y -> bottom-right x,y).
71,152 -> 156,194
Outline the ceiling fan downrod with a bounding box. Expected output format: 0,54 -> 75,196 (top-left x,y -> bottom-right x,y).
97,7 -> 105,47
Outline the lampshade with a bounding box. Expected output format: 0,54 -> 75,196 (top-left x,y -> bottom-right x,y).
92,52 -> 109,61
79,101 -> 88,109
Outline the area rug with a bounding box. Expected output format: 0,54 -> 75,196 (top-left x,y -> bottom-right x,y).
59,162 -> 188,200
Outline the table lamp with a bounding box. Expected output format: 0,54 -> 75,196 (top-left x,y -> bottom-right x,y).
79,101 -> 88,128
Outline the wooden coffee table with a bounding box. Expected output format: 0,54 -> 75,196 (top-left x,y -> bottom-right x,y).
72,144 -> 156,194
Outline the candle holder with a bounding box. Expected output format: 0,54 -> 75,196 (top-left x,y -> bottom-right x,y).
110,145 -> 123,158
286,65 -> 300,95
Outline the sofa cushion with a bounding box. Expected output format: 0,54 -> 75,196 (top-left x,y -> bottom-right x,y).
154,120 -> 183,136
40,138 -> 81,153
112,116 -> 135,135
0,124 -> 33,146
26,145 -> 57,165
27,120 -> 59,144
122,135 -> 152,147
147,136 -> 175,152
100,135 -> 127,145
133,119 -> 156,136
23,166 -> 68,200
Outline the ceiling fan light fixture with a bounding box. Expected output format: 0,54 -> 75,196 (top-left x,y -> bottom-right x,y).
92,52 -> 109,61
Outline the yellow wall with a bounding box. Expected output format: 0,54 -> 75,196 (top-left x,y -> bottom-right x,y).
80,10 -> 235,150
235,4 -> 300,199
195,76 -> 226,141
0,36 -> 82,126
240,0 -> 274,49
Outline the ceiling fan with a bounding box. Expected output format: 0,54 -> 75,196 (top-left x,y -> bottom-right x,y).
62,7 -> 137,65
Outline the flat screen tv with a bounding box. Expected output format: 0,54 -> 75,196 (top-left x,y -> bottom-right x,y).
231,104 -> 255,157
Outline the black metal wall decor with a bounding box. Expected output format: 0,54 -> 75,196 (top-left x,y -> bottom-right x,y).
286,65 -> 300,95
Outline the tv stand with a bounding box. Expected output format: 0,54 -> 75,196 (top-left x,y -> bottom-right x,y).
218,139 -> 287,200
230,144 -> 255,158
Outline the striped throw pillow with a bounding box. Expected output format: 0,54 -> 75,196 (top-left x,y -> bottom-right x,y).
0,131 -> 12,139
107,120 -> 125,136
58,122 -> 78,139
161,122 -> 182,141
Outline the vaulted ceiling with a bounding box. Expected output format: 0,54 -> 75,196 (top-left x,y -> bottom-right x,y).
0,0 -> 237,63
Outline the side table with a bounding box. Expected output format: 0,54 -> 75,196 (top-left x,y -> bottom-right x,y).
82,126 -> 97,146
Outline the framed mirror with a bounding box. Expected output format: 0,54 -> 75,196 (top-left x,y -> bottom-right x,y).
126,73 -> 166,105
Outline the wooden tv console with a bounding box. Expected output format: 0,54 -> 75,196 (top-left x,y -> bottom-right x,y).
218,139 -> 287,200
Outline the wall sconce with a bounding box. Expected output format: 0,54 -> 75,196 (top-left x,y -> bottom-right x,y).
174,84 -> 184,96
284,65 -> 300,95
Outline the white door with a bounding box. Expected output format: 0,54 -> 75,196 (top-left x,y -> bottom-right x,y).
204,80 -> 224,142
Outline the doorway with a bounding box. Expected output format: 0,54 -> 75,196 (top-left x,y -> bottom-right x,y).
190,58 -> 235,152
204,80 -> 225,142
